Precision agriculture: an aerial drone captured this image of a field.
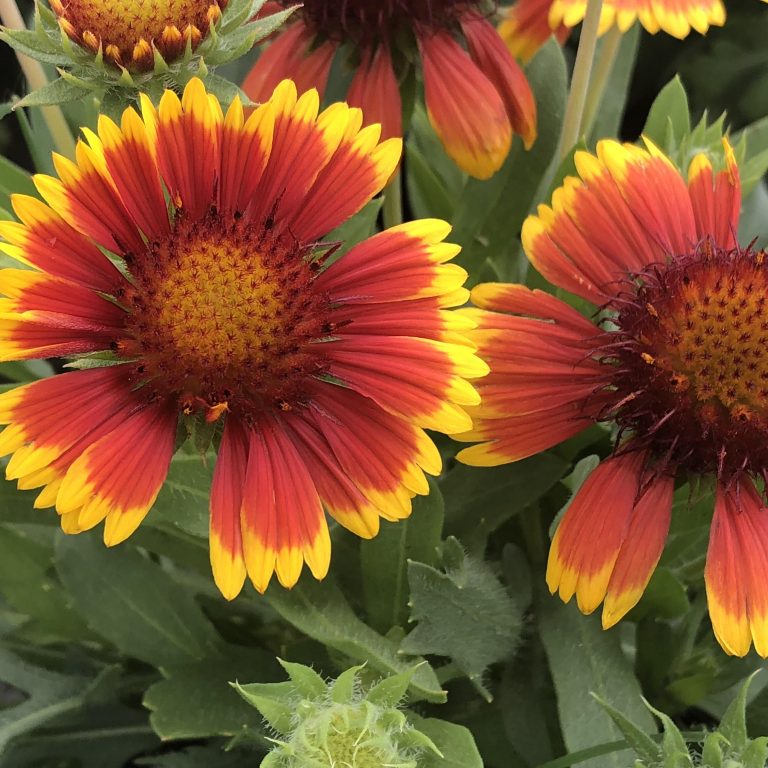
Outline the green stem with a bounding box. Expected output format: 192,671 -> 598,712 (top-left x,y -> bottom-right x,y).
581,25 -> 623,140
0,0 -> 76,158
382,170 -> 403,229
556,0 -> 605,162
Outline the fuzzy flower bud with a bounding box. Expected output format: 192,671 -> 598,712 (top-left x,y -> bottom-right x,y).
234,661 -> 441,768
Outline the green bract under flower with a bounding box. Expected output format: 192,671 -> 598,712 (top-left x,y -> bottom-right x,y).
0,0 -> 295,114
234,661 -> 441,768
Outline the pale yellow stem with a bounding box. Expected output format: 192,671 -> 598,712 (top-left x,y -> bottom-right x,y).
556,0 -> 604,162
0,0 -> 76,158
581,24 -> 624,139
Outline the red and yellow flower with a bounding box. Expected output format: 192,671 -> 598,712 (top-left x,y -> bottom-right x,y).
242,1 -> 537,180
455,137 -> 768,656
499,0 -> 725,62
0,78 -> 487,599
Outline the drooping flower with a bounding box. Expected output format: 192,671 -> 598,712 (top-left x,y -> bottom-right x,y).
0,78 -> 486,599
499,0 -> 725,62
242,1 -> 537,180
454,137 -> 768,657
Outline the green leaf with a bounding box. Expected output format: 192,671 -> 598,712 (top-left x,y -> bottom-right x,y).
14,76 -> 90,108
537,596 -> 656,768
410,716 -> 483,768
136,745 -> 249,768
360,481 -> 444,633
406,143 -> 455,221
327,198 -> 383,258
0,649 -> 99,752
642,77 -> 691,152
629,567 -> 689,622
150,450 -> 214,538
0,154 -> 36,213
401,543 -> 525,701
0,525 -> 90,641
55,533 -> 220,668
442,452 -> 568,546
0,28 -> 70,67
145,650 -> 279,739
264,577 -> 445,702
718,672 -> 760,751
451,39 -> 568,284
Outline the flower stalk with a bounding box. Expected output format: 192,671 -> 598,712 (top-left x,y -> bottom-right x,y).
556,0 -> 604,161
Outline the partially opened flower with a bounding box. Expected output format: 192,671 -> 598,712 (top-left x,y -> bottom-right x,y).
499,0 -> 725,62
0,78 -> 486,599
51,0 -> 226,71
454,138 -> 768,657
242,2 -> 537,180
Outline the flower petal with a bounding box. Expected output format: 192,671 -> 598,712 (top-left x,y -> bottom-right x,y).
460,9 -> 537,150
706,478 -> 768,658
210,417 -> 248,600
418,28 -> 512,179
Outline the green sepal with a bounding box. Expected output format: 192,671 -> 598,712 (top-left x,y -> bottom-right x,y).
230,681 -> 295,736
276,659 -> 327,700
593,694 -> 660,765
719,671 -> 760,751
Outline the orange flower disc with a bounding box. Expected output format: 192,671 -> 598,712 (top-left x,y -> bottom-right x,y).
51,0 -> 226,70
119,212 -> 333,415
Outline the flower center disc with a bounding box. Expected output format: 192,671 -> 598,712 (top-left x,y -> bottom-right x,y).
610,245 -> 768,477
53,0 -> 222,66
120,214 -> 331,417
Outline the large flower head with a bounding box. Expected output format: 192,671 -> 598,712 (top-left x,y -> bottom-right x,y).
454,138 -> 768,657
499,0 -> 725,62
242,1 -> 538,180
0,78 -> 486,599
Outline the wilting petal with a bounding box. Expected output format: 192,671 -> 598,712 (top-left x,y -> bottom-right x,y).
460,9 -> 537,150
706,478 -> 768,658
418,28 -> 512,180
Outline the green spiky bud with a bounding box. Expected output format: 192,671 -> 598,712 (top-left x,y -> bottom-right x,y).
234,661 -> 442,768
0,0 -> 295,115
